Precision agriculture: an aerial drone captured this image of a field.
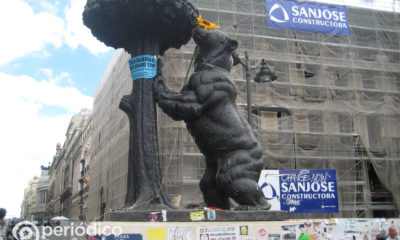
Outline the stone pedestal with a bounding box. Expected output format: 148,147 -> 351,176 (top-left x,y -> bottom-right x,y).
104,209 -> 289,222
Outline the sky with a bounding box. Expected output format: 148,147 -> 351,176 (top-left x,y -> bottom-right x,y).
0,0 -> 114,218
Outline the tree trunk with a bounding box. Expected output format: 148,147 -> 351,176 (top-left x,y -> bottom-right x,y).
119,37 -> 175,209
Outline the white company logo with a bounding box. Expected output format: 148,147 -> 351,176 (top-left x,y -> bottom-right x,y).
12,220 -> 123,239
13,221 -> 39,240
269,3 -> 289,23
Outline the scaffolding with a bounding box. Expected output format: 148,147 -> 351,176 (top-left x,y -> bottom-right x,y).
156,0 -> 400,218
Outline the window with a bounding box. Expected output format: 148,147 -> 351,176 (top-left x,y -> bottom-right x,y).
367,116 -> 384,150
338,114 -> 353,133
63,166 -> 69,189
308,114 -> 324,132
259,111 -> 278,130
80,160 -> 85,177
254,107 -> 292,131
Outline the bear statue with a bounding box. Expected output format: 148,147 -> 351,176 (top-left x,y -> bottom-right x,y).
153,26 -> 270,210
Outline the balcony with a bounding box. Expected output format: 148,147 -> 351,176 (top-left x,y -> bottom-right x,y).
38,180 -> 49,188
60,186 -> 72,200
79,186 -> 89,195
31,204 -> 46,214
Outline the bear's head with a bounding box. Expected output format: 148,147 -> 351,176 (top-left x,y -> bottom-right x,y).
192,26 -> 238,72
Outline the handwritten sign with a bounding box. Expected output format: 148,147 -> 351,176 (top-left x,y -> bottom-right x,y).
128,55 -> 157,80
258,169 -> 339,213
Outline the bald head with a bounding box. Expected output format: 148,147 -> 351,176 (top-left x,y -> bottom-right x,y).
389,226 -> 398,238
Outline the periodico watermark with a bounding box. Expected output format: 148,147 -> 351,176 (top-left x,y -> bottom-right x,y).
12,221 -> 123,240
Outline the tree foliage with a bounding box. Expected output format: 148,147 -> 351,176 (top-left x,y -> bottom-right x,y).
83,0 -> 198,55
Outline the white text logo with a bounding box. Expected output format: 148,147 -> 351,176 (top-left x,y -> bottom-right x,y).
12,221 -> 123,239
269,3 -> 289,23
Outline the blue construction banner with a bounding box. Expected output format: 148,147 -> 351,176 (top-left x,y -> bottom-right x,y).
128,55 -> 157,80
105,234 -> 143,240
258,169 -> 339,213
265,0 -> 350,35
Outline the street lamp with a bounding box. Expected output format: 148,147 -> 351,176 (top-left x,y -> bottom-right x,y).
232,51 -> 277,128
255,59 -> 278,83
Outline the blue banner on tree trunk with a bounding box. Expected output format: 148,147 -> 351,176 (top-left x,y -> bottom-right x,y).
258,169 -> 339,213
265,0 -> 350,35
129,55 -> 157,80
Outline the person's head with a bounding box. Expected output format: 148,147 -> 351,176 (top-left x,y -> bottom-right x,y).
389,226 -> 398,238
0,208 -> 6,220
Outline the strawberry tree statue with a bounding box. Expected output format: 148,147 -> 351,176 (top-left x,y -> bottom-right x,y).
83,0 -> 198,209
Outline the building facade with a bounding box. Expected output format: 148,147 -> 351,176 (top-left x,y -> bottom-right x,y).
30,167 -> 50,222
73,115 -> 92,220
46,109 -> 92,220
87,0 -> 400,220
21,176 -> 39,221
46,145 -> 63,218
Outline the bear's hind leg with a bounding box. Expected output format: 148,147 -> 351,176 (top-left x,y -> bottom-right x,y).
200,164 -> 230,210
229,178 -> 271,210
216,150 -> 271,210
